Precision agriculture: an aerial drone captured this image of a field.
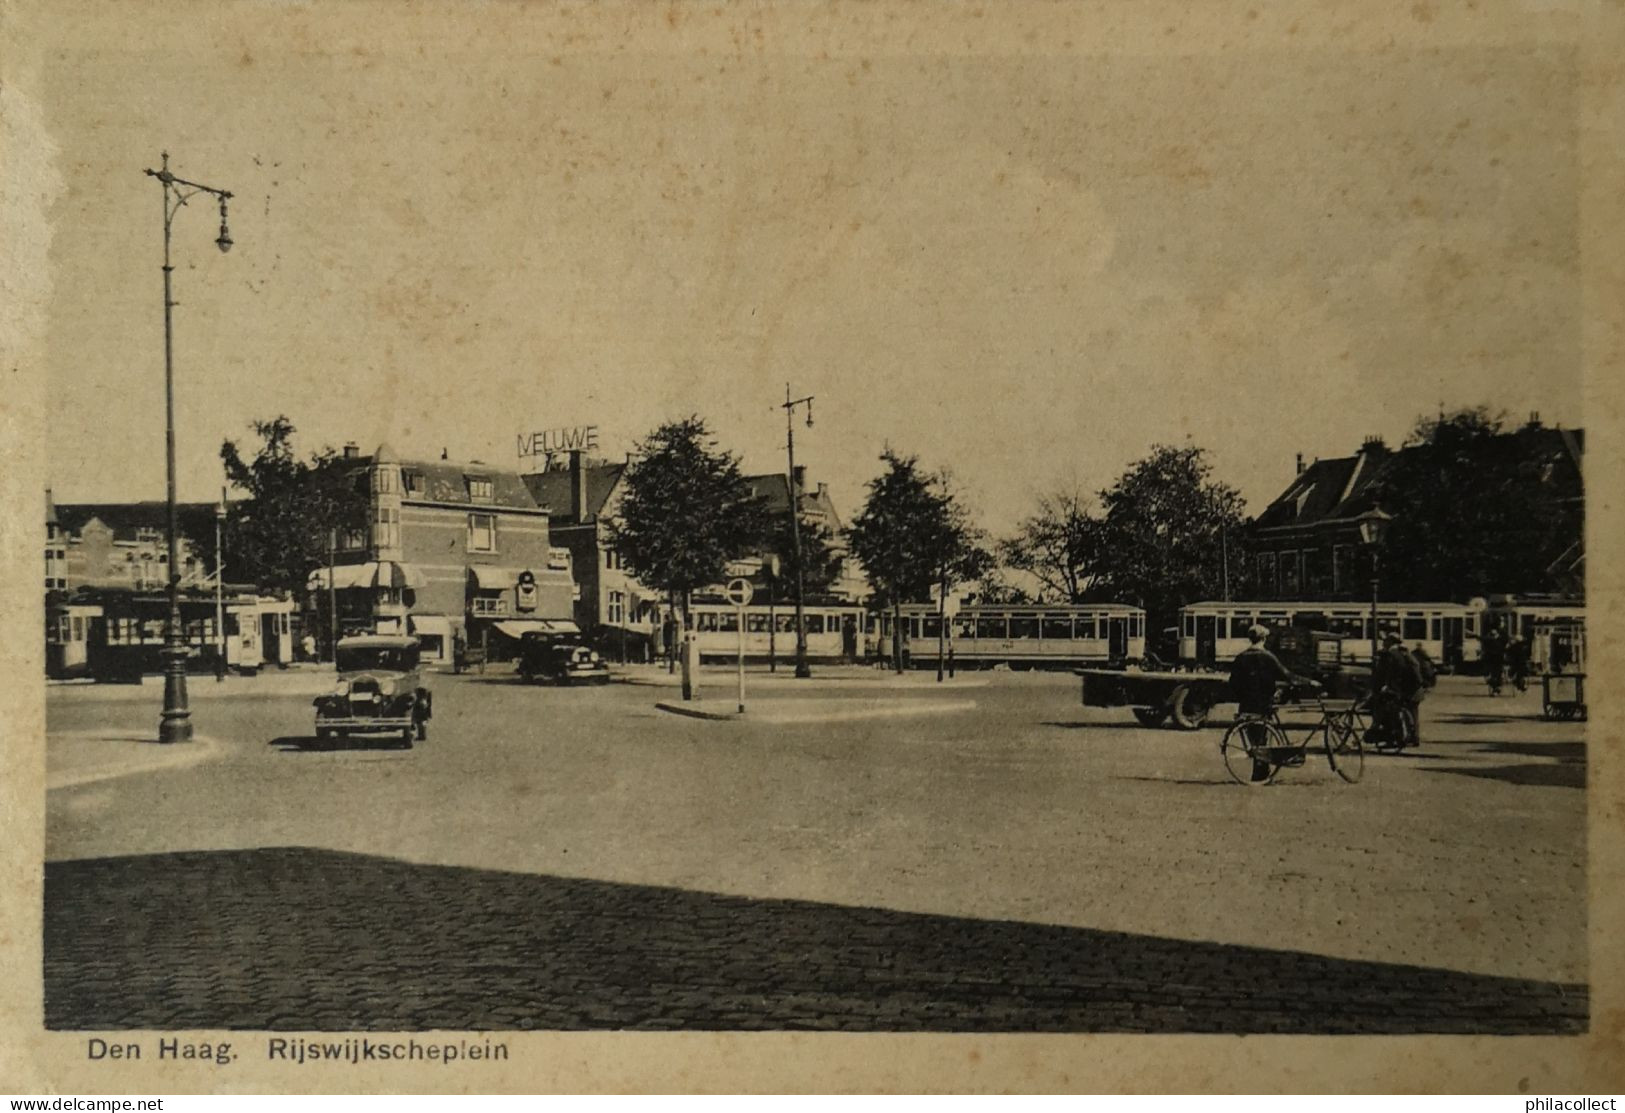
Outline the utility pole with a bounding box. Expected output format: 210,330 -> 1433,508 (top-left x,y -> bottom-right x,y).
782,384 -> 814,679
215,490 -> 227,680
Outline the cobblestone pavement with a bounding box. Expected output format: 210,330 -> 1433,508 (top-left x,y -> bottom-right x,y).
44,847 -> 1584,1033
45,671 -> 1586,1031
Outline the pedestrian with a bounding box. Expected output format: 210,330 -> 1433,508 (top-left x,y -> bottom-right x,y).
1227,624 -> 1315,782
1372,633 -> 1424,748
1481,622 -> 1507,696
453,630 -> 467,675
841,616 -> 858,664
1507,634 -> 1531,693
301,632 -> 316,663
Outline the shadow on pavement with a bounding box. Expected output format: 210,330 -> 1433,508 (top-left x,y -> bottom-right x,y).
1423,763 -> 1585,790
268,735 -> 414,754
45,847 -> 1585,1034
1469,740 -> 1586,762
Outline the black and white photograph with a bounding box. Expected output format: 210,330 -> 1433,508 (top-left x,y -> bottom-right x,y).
4,0 -> 1621,1095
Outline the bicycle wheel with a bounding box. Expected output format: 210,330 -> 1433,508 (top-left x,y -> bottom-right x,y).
1323,710 -> 1364,784
1222,719 -> 1281,786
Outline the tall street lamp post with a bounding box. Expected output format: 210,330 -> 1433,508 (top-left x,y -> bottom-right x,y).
144,152 -> 234,743
214,493 -> 227,681
1357,509 -> 1392,665
781,384 -> 814,679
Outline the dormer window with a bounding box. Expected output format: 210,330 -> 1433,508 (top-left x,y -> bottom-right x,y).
403,470 -> 424,496
467,476 -> 493,503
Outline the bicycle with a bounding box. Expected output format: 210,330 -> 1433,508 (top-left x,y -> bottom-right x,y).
1360,690 -> 1416,754
1220,690 -> 1365,786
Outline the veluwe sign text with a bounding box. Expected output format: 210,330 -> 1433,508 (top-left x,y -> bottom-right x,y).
517,426 -> 599,459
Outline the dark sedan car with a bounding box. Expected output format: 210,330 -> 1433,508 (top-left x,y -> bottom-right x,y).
516,633 -> 611,685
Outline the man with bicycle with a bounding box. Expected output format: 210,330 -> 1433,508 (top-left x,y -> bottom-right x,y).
1371,633 -> 1424,748
1228,624 -> 1317,782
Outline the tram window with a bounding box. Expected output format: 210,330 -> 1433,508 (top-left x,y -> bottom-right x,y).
1009,614 -> 1040,639
1041,614 -> 1072,640
1076,615 -> 1096,639
805,614 -> 825,635
773,613 -> 794,633
717,611 -> 738,633
922,615 -> 943,638
746,613 -> 770,633
1131,615 -> 1142,636
952,615 -> 975,640
696,613 -> 719,632
1327,615 -> 1363,639
1430,618 -> 1442,640
976,615 -> 1007,639
1403,615 -> 1427,640
1229,615 -> 1254,638
1182,614 -> 1194,637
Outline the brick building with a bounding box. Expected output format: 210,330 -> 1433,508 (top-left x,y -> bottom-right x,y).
308,444 -> 575,663
1248,421 -> 1584,603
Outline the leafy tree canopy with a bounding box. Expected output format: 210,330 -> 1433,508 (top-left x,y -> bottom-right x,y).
1368,407 -> 1580,600
761,511 -> 844,599
606,416 -> 770,613
1088,444 -> 1247,631
218,416 -> 369,596
997,488 -> 1101,603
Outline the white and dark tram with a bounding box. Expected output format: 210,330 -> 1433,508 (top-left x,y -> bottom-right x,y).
886,603 -> 1147,670
688,598 -> 868,663
1177,600 -> 1483,670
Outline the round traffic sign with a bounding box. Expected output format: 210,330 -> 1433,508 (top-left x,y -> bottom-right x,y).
725,577 -> 754,607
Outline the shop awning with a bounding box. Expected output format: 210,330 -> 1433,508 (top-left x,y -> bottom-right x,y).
408,614 -> 454,639
469,565 -> 522,590
306,561 -> 426,591
492,618 -> 581,639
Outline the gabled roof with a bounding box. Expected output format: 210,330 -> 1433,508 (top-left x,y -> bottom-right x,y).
54,501 -> 223,539
745,473 -> 844,531
1253,424 -> 1585,534
522,463 -> 626,522
394,457 -> 543,511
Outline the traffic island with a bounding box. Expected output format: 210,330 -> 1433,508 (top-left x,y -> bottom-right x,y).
48,730 -> 222,791
654,697 -> 977,724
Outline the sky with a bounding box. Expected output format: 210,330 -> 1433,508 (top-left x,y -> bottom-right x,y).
31,4 -> 1583,536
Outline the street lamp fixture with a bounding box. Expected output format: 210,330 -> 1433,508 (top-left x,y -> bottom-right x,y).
1356,508 -> 1392,663
144,152 -> 235,743
782,384 -> 815,679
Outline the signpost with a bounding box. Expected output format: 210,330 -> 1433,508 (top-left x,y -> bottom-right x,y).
726,577 -> 754,713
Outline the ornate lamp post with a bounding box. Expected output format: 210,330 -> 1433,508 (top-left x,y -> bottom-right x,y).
1356,508 -> 1393,664
781,384 -> 814,679
144,152 -> 234,742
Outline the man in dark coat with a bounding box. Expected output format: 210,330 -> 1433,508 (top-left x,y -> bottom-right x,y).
1228,624 -> 1310,782
1372,633 -> 1425,747
1481,622 -> 1507,695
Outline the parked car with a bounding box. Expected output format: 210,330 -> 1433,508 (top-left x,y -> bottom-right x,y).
313,634 -> 431,745
517,632 -> 610,685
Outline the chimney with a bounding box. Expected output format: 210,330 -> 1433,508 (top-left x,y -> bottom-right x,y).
441,447 -> 449,460
571,450 -> 591,523
1295,453 -> 1305,475
342,442 -> 360,459
1360,435 -> 1387,455
816,482 -> 828,498
1526,411 -> 1543,429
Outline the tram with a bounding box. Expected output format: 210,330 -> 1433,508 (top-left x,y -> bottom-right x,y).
688,599 -> 868,663
887,603 -> 1146,670
1484,595 -> 1586,674
1178,600 -> 1483,670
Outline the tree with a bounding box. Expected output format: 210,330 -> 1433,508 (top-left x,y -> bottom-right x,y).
761,511 -> 844,600
1088,445 -> 1246,638
846,450 -> 989,672
605,415 -> 770,630
218,416 -> 368,596
998,488 -> 1101,603
1366,408 -> 1580,600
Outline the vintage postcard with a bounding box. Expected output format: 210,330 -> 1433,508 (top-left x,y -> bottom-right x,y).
2,0 -> 1622,1094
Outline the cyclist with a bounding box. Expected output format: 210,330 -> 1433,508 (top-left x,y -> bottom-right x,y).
1482,622 -> 1507,696
1228,624 -> 1316,781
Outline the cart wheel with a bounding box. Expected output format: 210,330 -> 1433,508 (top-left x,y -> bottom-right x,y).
1169,685 -> 1213,731
1324,712 -> 1364,784
1222,719 -> 1280,786
1132,706 -> 1168,728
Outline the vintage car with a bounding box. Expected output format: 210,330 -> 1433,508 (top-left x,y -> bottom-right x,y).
516,632 -> 611,685
313,634 -> 432,744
